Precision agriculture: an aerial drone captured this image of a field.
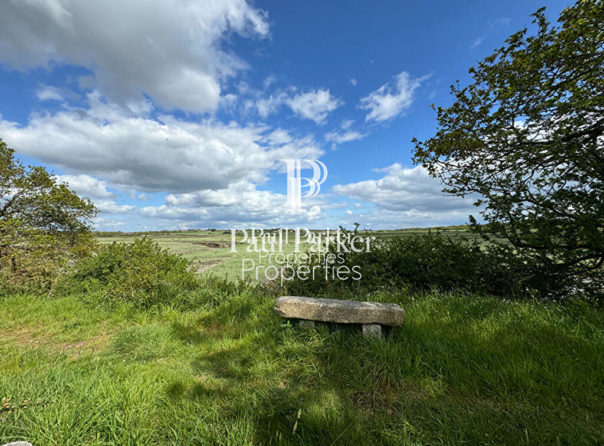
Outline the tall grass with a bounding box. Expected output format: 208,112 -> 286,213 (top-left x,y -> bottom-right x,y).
1,282 -> 602,445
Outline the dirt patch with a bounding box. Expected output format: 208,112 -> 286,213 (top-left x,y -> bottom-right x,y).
192,241 -> 230,249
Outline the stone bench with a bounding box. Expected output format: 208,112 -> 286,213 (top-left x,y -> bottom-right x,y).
274,296 -> 405,338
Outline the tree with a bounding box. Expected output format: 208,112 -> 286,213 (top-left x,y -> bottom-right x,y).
0,139 -> 97,289
413,0 -> 603,297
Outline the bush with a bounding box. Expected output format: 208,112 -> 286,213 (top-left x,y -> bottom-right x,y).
284,231 -> 588,300
66,237 -> 198,307
0,220 -> 96,295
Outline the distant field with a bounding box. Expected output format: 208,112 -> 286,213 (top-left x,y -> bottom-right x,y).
97,229 -> 313,281
98,230 -> 243,279
95,226 -> 479,281
371,225 -> 480,241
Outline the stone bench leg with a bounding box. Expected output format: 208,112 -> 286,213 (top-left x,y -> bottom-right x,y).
298,320 -> 315,328
362,324 -> 382,339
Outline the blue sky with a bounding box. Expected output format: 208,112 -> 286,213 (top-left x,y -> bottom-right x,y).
0,0 -> 571,230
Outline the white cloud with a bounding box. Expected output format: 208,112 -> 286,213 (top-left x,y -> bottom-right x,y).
36,86 -> 63,102
256,92 -> 289,118
94,218 -> 127,229
470,36 -> 484,49
0,92 -> 322,194
286,89 -> 342,124
325,120 -> 365,146
325,130 -> 365,144
0,0 -> 268,113
252,88 -> 342,124
333,163 -> 477,216
360,71 -> 425,122
341,120 -> 354,130
95,199 -> 136,214
266,129 -> 293,145
263,75 -> 277,89
350,78 -> 357,86
141,181 -> 322,226
57,174 -> 113,198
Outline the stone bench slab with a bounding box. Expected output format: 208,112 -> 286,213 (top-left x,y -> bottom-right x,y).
274,296 -> 405,326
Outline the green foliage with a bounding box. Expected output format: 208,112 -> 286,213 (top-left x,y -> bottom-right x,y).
413,1 -> 604,298
0,140 -> 96,234
344,234 -> 510,295
67,237 -> 198,307
0,139 -> 97,292
286,231 -> 532,299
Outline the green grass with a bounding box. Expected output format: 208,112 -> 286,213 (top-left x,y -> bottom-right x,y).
1,286 -> 602,445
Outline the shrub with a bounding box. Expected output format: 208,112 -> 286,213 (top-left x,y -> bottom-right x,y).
67,237 -> 198,307
0,220 -> 96,294
283,231 -> 587,300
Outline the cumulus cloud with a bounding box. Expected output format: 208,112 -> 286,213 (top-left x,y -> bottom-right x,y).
141,181 -> 322,226
95,199 -> 136,214
253,88 -> 342,124
255,92 -> 289,119
286,89 -> 342,124
0,0 -> 268,112
333,163 -> 477,216
57,174 -> 114,199
360,71 -> 426,122
0,92 -> 322,194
